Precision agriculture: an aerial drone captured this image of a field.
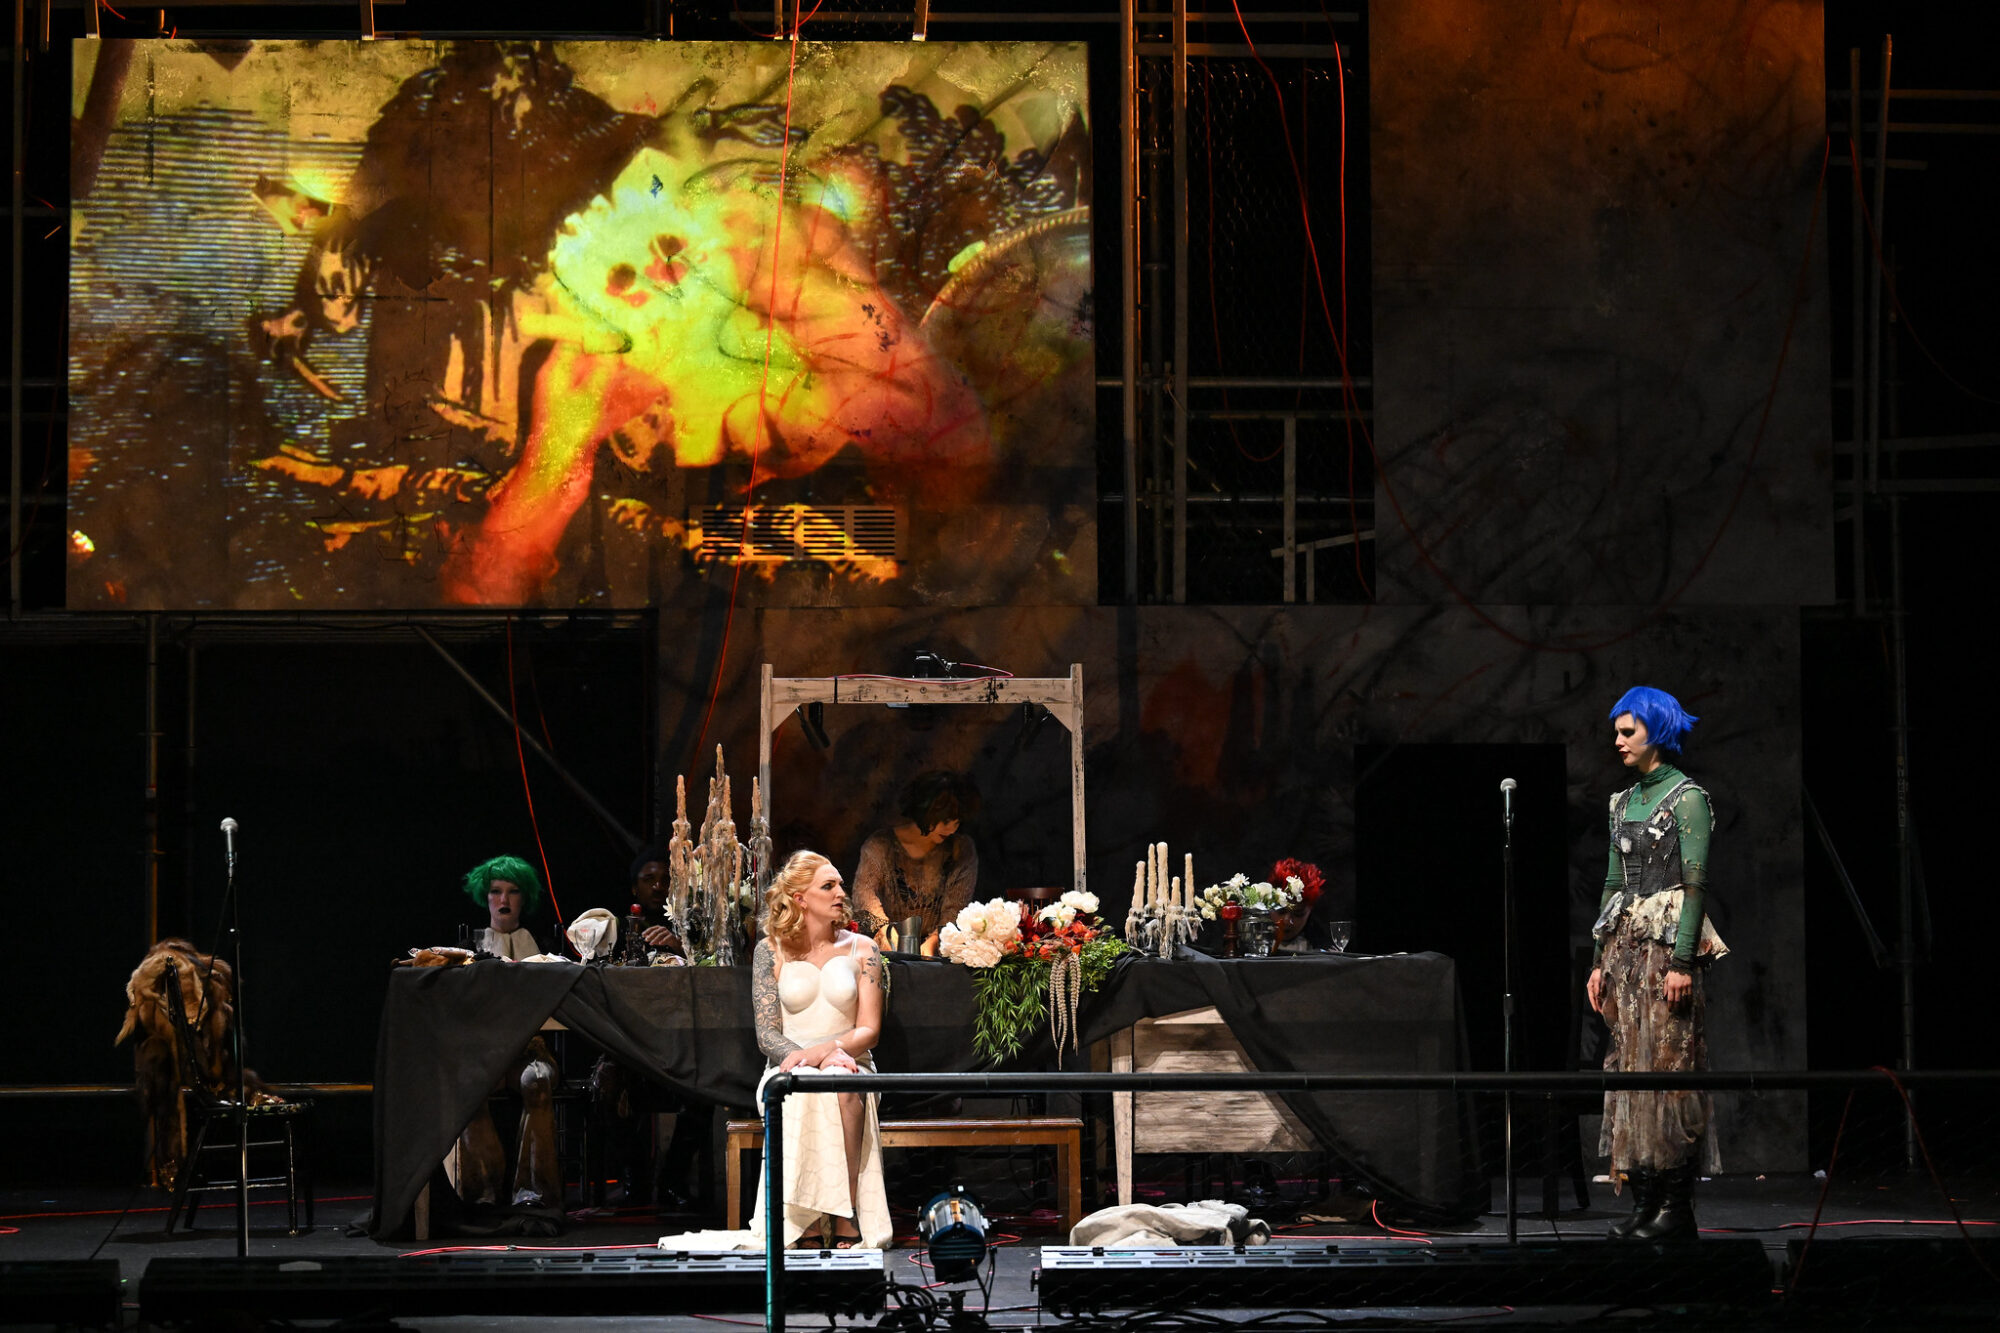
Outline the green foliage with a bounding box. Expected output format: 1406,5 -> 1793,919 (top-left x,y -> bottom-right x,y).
968,937 -> 1132,1064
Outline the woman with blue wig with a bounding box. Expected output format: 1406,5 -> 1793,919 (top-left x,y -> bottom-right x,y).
1587,687 -> 1729,1242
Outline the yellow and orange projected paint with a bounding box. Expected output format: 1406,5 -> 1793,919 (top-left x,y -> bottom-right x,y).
66,40 -> 1093,609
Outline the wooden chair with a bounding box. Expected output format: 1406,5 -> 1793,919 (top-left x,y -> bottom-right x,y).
159,960 -> 315,1235
725,1116 -> 1083,1233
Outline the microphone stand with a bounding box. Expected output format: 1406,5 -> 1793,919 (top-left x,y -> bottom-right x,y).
1500,781 -> 1517,1244
221,820 -> 249,1258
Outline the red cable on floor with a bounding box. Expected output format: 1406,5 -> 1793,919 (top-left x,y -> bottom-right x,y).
1370,1198 -> 1429,1239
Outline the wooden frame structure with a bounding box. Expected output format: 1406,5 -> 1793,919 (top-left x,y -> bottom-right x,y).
758,664 -> 1088,896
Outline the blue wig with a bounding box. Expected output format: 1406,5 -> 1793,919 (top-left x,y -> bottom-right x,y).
1608,687 -> 1699,754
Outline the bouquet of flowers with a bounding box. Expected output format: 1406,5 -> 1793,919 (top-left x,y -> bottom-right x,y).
940,893 -> 1130,1063
1198,872 -> 1305,920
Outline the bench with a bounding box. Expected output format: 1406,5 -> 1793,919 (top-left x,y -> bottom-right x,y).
724,1116 -> 1084,1235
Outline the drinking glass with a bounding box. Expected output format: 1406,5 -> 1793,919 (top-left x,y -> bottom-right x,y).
1327,921 -> 1355,953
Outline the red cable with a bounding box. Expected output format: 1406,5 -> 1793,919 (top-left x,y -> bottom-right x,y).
1226,3 -> 1369,593
1369,1198 -> 1428,1238
688,32 -> 803,770
1238,0 -> 1833,649
1869,1065 -> 2000,1284
505,615 -> 566,932
1784,1084 -> 1855,1299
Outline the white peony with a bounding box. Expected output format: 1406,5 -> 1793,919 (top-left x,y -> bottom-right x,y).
1039,903 -> 1078,930
1060,890 -> 1099,916
956,902 -> 990,935
943,934 -> 1005,968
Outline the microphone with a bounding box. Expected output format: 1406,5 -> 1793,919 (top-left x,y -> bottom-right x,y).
220,817 -> 238,875
1499,778 -> 1516,825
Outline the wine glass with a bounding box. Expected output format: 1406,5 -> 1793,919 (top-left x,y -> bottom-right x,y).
1327,920 -> 1355,954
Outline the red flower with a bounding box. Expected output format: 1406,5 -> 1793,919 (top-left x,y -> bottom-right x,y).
1271,858 -> 1325,904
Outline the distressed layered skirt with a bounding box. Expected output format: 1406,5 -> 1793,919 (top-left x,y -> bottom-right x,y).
1596,889 -> 1726,1175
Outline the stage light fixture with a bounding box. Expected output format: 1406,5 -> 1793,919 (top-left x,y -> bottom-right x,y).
918,1186 -> 989,1284
886,650 -> 955,730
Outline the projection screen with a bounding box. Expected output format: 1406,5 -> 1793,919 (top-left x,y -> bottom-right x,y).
67,40 -> 1093,609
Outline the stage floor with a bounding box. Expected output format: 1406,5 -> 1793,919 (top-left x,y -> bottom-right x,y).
5,1174 -> 1995,1328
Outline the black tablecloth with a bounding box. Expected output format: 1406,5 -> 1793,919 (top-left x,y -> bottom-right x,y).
369,952 -> 1481,1235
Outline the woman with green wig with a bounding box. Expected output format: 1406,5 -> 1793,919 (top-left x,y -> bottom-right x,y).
455,854 -> 560,1211
463,853 -> 545,960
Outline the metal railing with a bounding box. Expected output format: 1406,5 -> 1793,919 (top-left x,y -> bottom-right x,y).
756,1066 -> 1996,1331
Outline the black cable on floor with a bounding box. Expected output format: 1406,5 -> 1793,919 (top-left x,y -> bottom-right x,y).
85,1184 -> 146,1261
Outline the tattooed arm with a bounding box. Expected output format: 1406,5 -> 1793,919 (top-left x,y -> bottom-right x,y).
752,937 -> 801,1065
840,938 -> 884,1058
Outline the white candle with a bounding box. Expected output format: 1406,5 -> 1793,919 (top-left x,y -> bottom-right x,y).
1185,853 -> 1195,909
1154,843 -> 1166,908
1132,861 -> 1145,911
1169,876 -> 1179,912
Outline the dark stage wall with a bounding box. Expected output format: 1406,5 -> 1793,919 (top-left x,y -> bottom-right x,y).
1371,0 -> 1833,608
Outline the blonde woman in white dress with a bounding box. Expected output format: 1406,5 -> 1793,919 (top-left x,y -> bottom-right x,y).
658,850 -> 892,1250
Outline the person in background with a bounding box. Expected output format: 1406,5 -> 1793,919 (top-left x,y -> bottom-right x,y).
599,845 -> 714,1216
468,853 -> 548,959
455,855 -> 561,1210
850,771 -> 980,952
629,844 -> 685,958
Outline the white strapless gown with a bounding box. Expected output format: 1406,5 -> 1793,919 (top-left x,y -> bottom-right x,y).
658,953 -> 891,1251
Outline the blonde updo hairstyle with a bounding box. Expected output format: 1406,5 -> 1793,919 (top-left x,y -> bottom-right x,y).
762,850 -> 831,957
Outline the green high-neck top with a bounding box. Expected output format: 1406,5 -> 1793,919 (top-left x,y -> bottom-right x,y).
1597,762 -> 1714,969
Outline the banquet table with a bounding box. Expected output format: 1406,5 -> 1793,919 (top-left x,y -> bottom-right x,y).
368,951 -> 1483,1236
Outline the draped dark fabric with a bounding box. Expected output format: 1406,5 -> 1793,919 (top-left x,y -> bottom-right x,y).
369,951 -> 1480,1236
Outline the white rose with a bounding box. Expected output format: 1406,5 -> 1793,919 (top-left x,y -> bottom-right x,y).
1039,904 -> 1077,930
1060,890 -> 1099,916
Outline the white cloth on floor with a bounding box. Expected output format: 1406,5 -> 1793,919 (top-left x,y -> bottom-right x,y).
1068,1200 -> 1270,1248
658,943 -> 890,1251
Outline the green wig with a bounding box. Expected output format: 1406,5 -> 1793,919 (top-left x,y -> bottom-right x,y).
462,854 -> 544,916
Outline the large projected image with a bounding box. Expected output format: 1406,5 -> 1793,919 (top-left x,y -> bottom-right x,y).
66,40 -> 1092,609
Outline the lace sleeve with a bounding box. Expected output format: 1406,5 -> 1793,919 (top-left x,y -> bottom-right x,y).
849,834 -> 893,936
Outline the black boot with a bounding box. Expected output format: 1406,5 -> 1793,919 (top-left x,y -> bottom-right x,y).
1629,1165 -> 1697,1242
1607,1169 -> 1661,1240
